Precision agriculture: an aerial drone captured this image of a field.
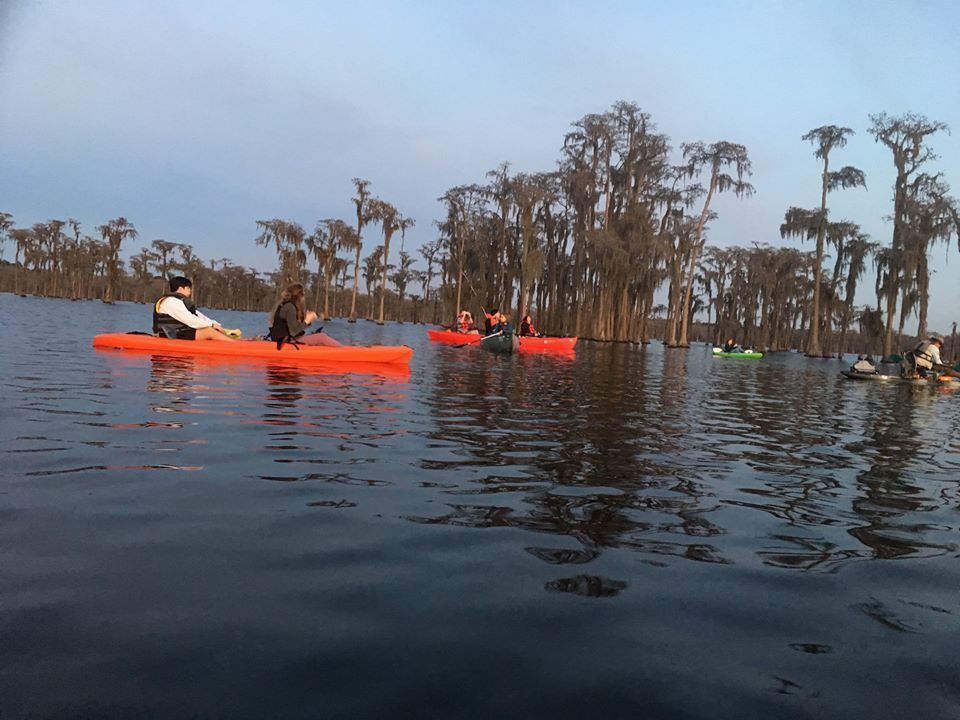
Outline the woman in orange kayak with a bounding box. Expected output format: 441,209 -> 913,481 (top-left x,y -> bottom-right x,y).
268,283 -> 342,347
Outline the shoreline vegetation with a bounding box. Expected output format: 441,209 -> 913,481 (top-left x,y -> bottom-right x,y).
1,103 -> 958,358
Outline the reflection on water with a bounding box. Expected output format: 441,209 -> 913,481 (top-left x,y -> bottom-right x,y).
147,354 -> 198,403
1,295 -> 959,720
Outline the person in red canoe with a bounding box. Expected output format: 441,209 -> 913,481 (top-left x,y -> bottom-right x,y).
268,283 -> 342,347
455,310 -> 478,334
483,307 -> 500,335
519,314 -> 541,337
491,312 -> 514,335
154,276 -> 235,341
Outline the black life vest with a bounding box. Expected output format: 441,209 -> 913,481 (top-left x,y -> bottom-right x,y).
267,301 -> 303,343
153,292 -> 198,337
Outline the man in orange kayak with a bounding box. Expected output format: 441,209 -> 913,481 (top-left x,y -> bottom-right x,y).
153,277 -> 235,341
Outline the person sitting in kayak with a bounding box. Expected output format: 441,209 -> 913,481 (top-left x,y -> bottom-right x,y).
455,310 -> 477,333
901,334 -> 950,378
483,308 -> 500,335
268,283 -> 342,347
154,276 -> 234,341
519,314 -> 541,337
850,355 -> 878,374
491,312 -> 514,335
722,337 -> 743,353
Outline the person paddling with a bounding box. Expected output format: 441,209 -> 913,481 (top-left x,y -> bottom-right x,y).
267,283 -> 342,347
154,276 -> 234,341
483,307 -> 500,335
901,334 -> 956,378
722,337 -> 743,353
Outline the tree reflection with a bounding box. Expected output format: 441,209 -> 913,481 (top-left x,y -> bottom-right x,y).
410,346 -> 726,569
847,386 -> 950,560
414,347 -> 959,575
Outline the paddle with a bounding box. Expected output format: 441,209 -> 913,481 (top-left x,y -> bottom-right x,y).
461,271 -> 487,316
461,271 -> 501,333
455,330 -> 501,348
934,364 -> 960,379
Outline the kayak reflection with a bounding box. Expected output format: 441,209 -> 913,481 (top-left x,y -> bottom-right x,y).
97,346 -> 411,381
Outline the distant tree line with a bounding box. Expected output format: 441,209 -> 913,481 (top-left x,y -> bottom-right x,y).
423,105 -> 958,358
0,216 -> 276,311
1,103 -> 957,357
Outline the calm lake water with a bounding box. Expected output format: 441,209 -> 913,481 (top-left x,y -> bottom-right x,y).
1,293 -> 959,720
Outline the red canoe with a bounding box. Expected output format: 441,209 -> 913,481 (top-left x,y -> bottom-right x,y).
427,328 -> 481,344
517,336 -> 578,352
93,333 -> 414,364
427,328 -> 577,352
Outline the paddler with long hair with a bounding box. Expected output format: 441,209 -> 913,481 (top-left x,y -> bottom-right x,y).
519,314 -> 540,337
154,276 -> 235,341
268,283 -> 342,347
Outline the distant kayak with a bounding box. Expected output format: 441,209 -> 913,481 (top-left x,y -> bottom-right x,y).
517,335 -> 578,352
427,328 -> 481,344
428,328 -> 576,353
480,333 -> 520,354
92,333 -> 414,364
712,347 -> 763,359
841,370 -> 958,385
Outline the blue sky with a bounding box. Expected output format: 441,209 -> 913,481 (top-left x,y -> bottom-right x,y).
2,0 -> 958,331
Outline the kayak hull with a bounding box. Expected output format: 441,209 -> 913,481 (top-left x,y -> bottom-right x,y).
517,335 -> 578,352
92,333 -> 414,364
712,347 -> 763,359
480,334 -> 521,354
427,328 -> 481,344
429,327 -> 577,353
841,370 -> 957,385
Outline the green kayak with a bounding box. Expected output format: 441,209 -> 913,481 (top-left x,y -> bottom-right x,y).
712,347 -> 763,359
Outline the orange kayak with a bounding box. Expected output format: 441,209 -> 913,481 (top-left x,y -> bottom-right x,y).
92,333 -> 414,364
517,336 -> 578,352
427,327 -> 577,353
427,328 -> 480,344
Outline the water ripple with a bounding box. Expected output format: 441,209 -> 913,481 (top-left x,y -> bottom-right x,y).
3,296 -> 960,719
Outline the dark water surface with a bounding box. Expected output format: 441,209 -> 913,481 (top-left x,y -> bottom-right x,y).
2,294 -> 959,720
